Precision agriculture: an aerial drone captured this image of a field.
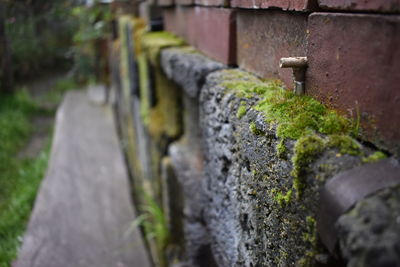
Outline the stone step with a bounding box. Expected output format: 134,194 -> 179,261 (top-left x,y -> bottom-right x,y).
16,91 -> 151,267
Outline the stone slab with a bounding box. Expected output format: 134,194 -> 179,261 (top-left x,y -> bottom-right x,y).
307,13 -> 400,155
231,0 -> 317,11
318,0 -> 400,13
161,47 -> 226,98
237,10 -> 308,90
16,91 -> 151,267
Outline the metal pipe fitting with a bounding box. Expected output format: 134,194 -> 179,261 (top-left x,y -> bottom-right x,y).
279,57 -> 308,95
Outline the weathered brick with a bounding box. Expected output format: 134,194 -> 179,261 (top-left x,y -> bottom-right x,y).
237,10 -> 307,89
231,0 -> 316,11
164,7 -> 236,65
318,0 -> 400,13
307,13 -> 400,154
163,7 -> 197,45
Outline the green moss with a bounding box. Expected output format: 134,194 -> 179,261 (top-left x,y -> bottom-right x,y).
362,151 -> 387,163
273,189 -> 293,207
326,134 -> 361,156
249,121 -> 264,136
276,139 -> 287,158
217,69 -> 362,198
291,135 -> 325,197
142,31 -> 185,65
236,103 -> 247,119
297,216 -> 318,267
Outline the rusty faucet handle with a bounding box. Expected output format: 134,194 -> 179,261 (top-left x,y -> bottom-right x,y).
279,57 -> 308,95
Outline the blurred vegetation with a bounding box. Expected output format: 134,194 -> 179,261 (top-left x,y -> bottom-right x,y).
1,0 -> 112,91
4,0 -> 78,81
0,90 -> 50,266
70,3 -> 112,83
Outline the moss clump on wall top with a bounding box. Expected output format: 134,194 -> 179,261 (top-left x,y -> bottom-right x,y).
220,69 -> 355,140
218,69 -> 387,197
141,31 -> 185,65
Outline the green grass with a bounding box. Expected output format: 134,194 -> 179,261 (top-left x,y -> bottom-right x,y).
0,90 -> 51,266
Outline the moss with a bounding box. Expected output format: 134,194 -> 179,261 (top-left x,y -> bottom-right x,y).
276,139 -> 287,158
297,216 -> 318,267
362,151 -> 387,163
326,134 -> 361,156
291,135 -> 325,197
249,121 -> 265,136
236,103 -> 247,119
141,31 -> 185,65
273,189 -> 293,207
217,69 -> 364,198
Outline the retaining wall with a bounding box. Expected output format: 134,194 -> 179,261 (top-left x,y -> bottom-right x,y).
108,2 -> 400,266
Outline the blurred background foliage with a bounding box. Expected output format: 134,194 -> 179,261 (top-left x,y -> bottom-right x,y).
1,0 -> 112,91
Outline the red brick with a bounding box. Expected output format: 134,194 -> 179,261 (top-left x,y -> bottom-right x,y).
164,7 -> 236,65
231,0 -> 316,11
237,10 -> 307,89
163,7 -> 197,44
318,0 -> 400,13
307,13 -> 400,154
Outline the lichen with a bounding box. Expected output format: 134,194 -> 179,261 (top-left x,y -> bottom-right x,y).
297,216 -> 318,267
237,103 -> 247,119
362,151 -> 387,163
249,122 -> 265,136
273,189 -> 293,207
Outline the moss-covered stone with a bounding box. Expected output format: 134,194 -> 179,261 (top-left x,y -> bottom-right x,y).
292,135 -> 325,197
236,103 -> 247,119
141,31 -> 185,66
362,151 -> 387,163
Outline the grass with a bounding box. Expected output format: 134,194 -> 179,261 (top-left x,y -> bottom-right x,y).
0,90 -> 51,266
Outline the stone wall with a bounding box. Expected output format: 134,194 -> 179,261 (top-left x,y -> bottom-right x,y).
107,1 -> 400,266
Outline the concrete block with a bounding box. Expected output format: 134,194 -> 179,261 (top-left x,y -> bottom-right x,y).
307,13 -> 400,154
318,0 -> 400,13
237,10 -> 308,90
231,0 -> 317,11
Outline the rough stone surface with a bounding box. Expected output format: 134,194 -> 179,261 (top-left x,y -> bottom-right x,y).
161,47 -> 226,98
318,0 -> 400,13
17,91 -> 151,267
231,0 -> 317,11
237,10 -> 308,90
199,69 -> 366,266
163,7 -> 236,65
307,13 -> 400,155
337,185 -> 400,267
